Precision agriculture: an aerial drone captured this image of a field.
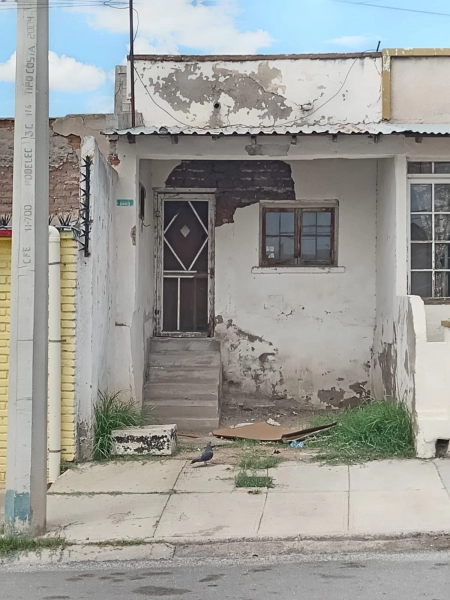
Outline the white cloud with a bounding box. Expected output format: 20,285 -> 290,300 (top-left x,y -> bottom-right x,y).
73,0 -> 272,55
86,94 -> 114,114
0,53 -> 15,81
327,35 -> 378,49
0,52 -> 106,92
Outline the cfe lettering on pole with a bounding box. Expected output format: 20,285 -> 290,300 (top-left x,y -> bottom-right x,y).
5,0 -> 49,533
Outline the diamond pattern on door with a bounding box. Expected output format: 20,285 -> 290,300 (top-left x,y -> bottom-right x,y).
162,199 -> 210,333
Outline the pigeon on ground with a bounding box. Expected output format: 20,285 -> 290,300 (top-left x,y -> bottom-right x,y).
191,441 -> 213,466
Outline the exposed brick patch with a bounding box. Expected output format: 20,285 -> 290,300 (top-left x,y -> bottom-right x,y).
0,120 -> 80,215
108,154 -> 121,166
165,160 -> 295,226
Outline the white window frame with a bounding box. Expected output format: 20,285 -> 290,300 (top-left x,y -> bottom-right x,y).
408,164 -> 450,301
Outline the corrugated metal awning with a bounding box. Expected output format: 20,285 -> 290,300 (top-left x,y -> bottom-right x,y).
103,123 -> 450,136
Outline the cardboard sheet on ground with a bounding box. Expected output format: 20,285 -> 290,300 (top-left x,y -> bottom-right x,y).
212,421 -> 336,442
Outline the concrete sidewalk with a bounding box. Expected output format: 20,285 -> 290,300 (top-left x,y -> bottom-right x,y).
34,458 -> 450,543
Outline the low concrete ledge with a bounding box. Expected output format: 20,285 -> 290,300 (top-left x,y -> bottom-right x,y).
112,424 -> 178,456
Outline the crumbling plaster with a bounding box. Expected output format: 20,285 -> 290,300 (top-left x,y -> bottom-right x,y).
134,56 -> 382,129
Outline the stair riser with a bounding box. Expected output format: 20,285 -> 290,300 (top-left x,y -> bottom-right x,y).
148,369 -> 219,385
149,354 -> 221,369
151,339 -> 220,352
151,406 -> 219,419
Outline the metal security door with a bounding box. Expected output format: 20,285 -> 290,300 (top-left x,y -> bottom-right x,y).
155,193 -> 214,336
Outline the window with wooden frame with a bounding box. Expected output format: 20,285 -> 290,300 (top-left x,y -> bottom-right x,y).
408,162 -> 450,300
261,204 -> 337,267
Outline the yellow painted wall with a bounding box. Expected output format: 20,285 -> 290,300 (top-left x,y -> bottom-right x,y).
0,232 -> 77,487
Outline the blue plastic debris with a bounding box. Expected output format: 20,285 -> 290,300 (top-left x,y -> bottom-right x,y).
289,440 -> 304,448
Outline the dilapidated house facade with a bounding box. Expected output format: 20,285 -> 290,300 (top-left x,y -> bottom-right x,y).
97,49 -> 450,458
4,50 -> 450,473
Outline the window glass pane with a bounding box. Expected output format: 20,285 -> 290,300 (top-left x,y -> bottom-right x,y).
435,272 -> 450,297
302,211 -> 317,230
265,237 -> 279,259
435,184 -> 450,212
280,236 -> 295,260
435,215 -> 450,241
411,272 -> 432,297
411,184 -> 432,212
411,215 -> 432,240
301,210 -> 333,264
411,243 -> 432,269
435,244 -> 450,269
434,162 -> 450,174
408,162 -> 432,174
316,236 -> 331,261
301,237 -> 316,261
280,212 -> 295,234
317,211 -> 332,227
265,212 -> 280,236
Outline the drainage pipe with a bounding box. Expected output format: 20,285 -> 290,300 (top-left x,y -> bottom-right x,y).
48,226 -> 61,483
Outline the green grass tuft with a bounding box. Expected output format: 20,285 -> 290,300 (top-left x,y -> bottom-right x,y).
238,454 -> 282,470
93,391 -> 152,461
0,536 -> 68,558
235,472 -> 274,488
308,399 -> 415,464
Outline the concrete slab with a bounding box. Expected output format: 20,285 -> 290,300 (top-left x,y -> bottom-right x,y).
350,489 -> 450,534
175,464 -> 235,493
155,491 -> 265,539
112,424 -> 178,457
47,493 -> 169,543
350,460 -> 443,492
258,492 -> 348,536
434,459 -> 450,492
49,460 -> 185,494
269,463 -> 348,492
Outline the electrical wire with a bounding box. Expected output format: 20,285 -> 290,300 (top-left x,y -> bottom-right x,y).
333,0 -> 450,17
0,1 -> 129,9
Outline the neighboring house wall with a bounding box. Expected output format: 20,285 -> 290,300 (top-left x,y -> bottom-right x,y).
390,55 -> 450,123
0,115 -> 108,218
0,232 -> 77,486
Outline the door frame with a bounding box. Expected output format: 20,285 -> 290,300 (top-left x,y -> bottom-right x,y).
154,188 -> 216,337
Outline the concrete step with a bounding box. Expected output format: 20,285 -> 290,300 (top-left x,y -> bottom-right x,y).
150,338 -> 220,353
153,417 -> 219,433
150,403 -> 219,420
144,382 -> 219,402
149,353 -> 221,368
148,367 -> 219,384
145,337 -> 221,434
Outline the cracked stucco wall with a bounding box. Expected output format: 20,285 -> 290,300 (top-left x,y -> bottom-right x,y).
212,159 -> 376,408
133,56 -> 382,129
154,157 -> 377,408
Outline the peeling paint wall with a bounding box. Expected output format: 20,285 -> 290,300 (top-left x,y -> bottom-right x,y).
152,157 -> 377,408
372,157 -> 409,402
133,56 -> 382,129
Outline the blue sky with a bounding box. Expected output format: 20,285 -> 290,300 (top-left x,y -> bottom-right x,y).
1,0 -> 450,117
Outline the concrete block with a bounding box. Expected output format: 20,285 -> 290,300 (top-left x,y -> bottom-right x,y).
112,424 -> 177,456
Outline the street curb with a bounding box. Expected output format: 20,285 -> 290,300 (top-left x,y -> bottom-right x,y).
2,532 -> 450,567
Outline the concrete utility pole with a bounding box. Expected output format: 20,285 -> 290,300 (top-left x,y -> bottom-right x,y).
5,0 -> 49,534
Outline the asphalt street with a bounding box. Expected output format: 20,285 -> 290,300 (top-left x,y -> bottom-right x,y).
2,553 -> 450,600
